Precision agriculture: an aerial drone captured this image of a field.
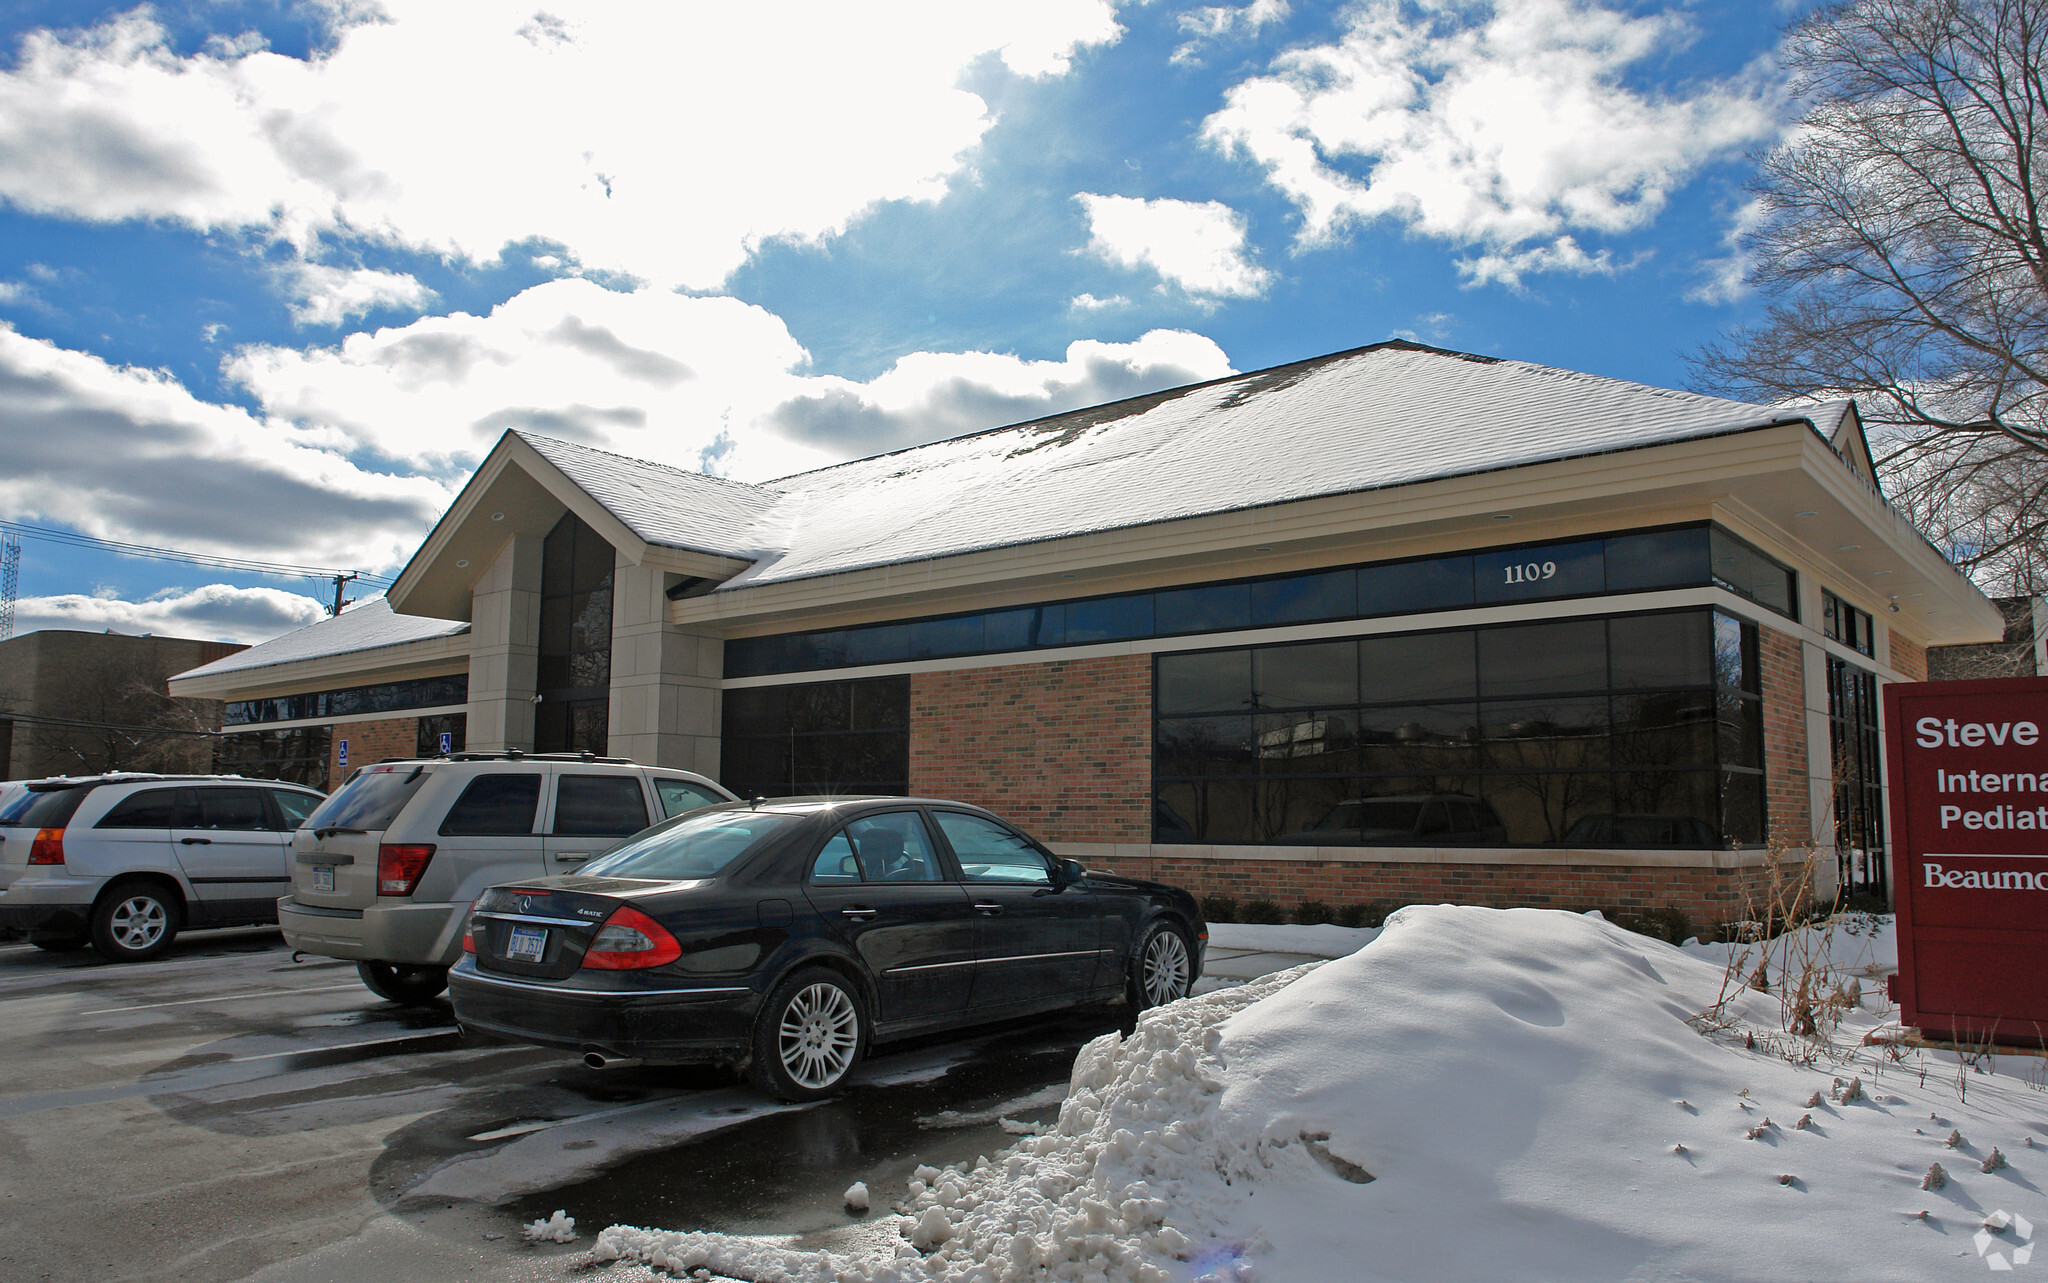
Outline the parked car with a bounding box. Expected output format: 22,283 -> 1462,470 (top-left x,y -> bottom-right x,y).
1561,813 -> 1718,848
282,752 -> 736,1005
448,795 -> 1207,1101
1276,793 -> 1509,845
0,773 -> 327,961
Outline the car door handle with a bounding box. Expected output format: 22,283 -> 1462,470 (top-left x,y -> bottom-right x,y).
973,903 -> 1004,916
180,837 -> 212,845
554,853 -> 591,864
841,906 -> 878,919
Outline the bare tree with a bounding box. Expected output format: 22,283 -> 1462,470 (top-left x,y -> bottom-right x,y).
1691,0 -> 2048,590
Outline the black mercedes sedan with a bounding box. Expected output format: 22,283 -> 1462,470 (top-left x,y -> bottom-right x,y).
447,796 -> 1205,1100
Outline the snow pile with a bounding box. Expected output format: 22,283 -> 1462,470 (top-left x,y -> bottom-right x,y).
523,1209 -> 577,1243
595,906 -> 2048,1281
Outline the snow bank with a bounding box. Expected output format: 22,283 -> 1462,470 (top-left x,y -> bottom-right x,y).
595,906 -> 2048,1281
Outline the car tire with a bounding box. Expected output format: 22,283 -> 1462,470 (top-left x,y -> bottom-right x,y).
90,883 -> 181,963
357,961 -> 450,1005
748,967 -> 866,1102
1129,920 -> 1193,1012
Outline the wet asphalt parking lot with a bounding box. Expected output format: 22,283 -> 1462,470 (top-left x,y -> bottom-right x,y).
0,927 -> 1299,1282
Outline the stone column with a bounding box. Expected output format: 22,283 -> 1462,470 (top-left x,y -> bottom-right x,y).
607,552 -> 723,775
467,534 -> 542,752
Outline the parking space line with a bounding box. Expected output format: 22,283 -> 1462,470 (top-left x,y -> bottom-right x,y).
219,1031 -> 457,1065
79,983 -> 366,1016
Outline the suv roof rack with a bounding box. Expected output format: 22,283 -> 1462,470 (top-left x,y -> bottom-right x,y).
386,750 -> 641,765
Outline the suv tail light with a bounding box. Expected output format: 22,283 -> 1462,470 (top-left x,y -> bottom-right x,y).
581,905 -> 682,970
27,828 -> 64,865
376,843 -> 436,896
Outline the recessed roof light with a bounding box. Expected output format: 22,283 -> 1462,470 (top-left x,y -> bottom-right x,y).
1254,546 -> 1273,553
1838,544 -> 1861,551
1061,573 -> 1078,579
1490,513 -> 1513,521
491,511 -> 505,521
456,559 -> 470,568
1795,510 -> 1819,518
1928,610 -> 1946,615
1872,569 -> 1892,576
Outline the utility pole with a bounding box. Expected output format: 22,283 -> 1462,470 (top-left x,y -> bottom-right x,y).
0,534 -> 19,641
330,571 -> 357,617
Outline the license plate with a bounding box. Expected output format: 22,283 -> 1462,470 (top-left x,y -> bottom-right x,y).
506,925 -> 549,962
310,866 -> 334,894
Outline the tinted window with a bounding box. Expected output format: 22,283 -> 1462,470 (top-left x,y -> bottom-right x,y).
985,605 -> 1064,650
1158,650 -> 1251,715
97,788 -> 182,829
1610,613 -> 1713,688
843,812 -> 941,883
1474,540 -> 1604,604
0,785 -> 91,829
845,623 -> 911,666
1360,631 -> 1476,702
1252,569 -> 1355,625
936,811 -> 1048,884
1606,527 -> 1708,591
437,774 -> 542,837
1066,594 -> 1153,644
305,768 -> 428,833
1359,556 -> 1473,615
1156,583 -> 1251,635
584,810 -> 793,880
195,787 -> 271,831
655,779 -> 726,818
1711,528 -> 1796,617
1477,621 -> 1607,696
811,832 -> 861,883
270,789 -> 322,828
1257,641 -> 1359,709
553,774 -> 650,837
911,614 -> 984,659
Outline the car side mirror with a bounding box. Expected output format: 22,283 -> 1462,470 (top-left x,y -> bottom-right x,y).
1055,858 -> 1086,888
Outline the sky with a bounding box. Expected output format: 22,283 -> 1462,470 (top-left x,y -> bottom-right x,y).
0,0 -> 1809,644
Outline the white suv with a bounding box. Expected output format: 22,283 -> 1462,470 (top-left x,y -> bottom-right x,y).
282,752 -> 735,1004
0,773 -> 327,962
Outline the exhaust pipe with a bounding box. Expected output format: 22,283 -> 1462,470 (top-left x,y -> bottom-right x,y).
581,1046 -> 641,1070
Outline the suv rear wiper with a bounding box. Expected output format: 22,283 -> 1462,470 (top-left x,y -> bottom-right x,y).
313,826 -> 370,839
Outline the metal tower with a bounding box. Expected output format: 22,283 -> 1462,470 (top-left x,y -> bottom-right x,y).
0,534 -> 18,641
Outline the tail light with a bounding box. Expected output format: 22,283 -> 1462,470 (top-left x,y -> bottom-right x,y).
462,930 -> 476,954
581,904 -> 682,970
376,843 -> 436,896
27,828 -> 65,865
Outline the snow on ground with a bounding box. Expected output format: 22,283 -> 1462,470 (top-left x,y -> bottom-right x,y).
592,906 -> 2048,1281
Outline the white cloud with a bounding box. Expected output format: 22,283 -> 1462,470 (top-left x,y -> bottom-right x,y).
15,583 -> 330,644
1075,193 -> 1271,299
1686,197 -> 1767,305
1070,292 -> 1131,310
227,277 -> 1235,477
1173,0 -> 1291,64
1203,0 -> 1778,281
1456,235 -> 1623,289
0,324 -> 454,571
0,2 -> 1124,291
283,264 -> 434,327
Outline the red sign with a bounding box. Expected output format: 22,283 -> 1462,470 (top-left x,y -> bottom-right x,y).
1884,676 -> 2048,1044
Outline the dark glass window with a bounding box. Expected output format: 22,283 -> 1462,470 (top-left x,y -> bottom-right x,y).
215,726 -> 332,788
417,713 -> 466,758
194,787 -> 272,831
270,789 -> 322,828
720,676 -> 910,800
439,774 -> 543,837
723,522 -> 1794,679
1157,583 -> 1251,635
655,778 -> 726,818
1156,609 -> 1768,849
224,676 -> 467,727
1712,527 -> 1797,618
1829,654 -> 1886,898
1822,589 -> 1876,657
536,510 -> 614,753
552,774 -> 650,837
304,768 -> 426,833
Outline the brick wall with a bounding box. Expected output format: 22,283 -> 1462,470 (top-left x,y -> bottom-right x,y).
1076,852 -> 1797,935
1758,623 -> 1811,845
1890,633 -> 1928,682
909,655 -> 1150,845
326,716 -> 420,789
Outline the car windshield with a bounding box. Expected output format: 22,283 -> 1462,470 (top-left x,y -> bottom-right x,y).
0,785 -> 90,828
304,767 -> 428,832
582,810 -> 794,880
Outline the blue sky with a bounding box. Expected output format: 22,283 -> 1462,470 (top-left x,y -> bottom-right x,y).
0,0 -> 1804,642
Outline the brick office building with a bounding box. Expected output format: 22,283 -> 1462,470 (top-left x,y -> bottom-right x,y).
169,342 -> 2002,923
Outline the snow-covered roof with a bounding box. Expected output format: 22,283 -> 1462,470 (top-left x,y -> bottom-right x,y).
510,342 -> 1847,592
173,597 -> 469,681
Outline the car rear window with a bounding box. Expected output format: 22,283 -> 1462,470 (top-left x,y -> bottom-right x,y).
583,810 -> 793,880
654,778 -> 727,818
0,785 -> 92,829
304,767 -> 428,833
98,788 -> 184,828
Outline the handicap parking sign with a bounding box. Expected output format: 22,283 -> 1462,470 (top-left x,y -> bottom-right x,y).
439,731 -> 452,754
337,739 -> 349,768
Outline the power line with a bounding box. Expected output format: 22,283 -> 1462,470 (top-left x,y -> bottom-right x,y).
0,519 -> 395,590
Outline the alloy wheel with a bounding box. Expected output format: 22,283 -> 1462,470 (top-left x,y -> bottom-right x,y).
110,896 -> 168,953
777,982 -> 860,1090
1143,929 -> 1191,1006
